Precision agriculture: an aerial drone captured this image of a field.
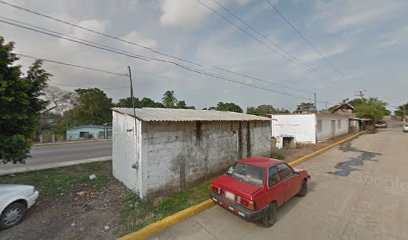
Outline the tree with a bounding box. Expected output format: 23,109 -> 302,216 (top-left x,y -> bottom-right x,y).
0,37 -> 50,163
43,86 -> 75,114
116,97 -> 164,108
353,97 -> 389,123
394,102 -> 408,119
210,102 -> 243,113
58,88 -> 113,129
162,90 -> 177,108
246,104 -> 289,117
294,102 -> 316,113
176,100 -> 195,109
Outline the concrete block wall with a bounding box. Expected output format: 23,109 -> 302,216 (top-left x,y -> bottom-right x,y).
140,120 -> 271,200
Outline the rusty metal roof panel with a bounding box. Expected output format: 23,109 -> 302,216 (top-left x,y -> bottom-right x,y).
112,108 -> 270,122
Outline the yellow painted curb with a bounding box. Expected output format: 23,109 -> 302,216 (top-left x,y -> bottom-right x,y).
119,199 -> 214,240
119,131 -> 364,240
289,131 -> 364,167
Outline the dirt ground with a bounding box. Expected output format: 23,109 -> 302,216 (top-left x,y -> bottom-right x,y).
1,162 -> 129,240
271,132 -> 357,163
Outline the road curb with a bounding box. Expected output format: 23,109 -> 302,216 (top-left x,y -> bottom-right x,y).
119,199 -> 214,240
119,131 -> 364,240
34,139 -> 112,146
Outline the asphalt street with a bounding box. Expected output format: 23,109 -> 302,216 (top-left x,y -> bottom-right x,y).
151,122 -> 408,240
0,140 -> 112,174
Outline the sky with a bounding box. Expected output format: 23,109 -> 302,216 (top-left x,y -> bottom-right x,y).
0,0 -> 407,112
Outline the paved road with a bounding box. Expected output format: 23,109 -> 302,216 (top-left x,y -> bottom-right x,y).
152,123 -> 408,240
0,141 -> 112,174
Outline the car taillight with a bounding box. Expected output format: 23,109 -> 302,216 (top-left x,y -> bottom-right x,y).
238,197 -> 256,210
211,185 -> 222,195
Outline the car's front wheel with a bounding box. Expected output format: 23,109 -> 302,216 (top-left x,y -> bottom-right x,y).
262,203 -> 277,227
0,202 -> 26,230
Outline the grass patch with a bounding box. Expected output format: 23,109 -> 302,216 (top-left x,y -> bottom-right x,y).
1,161 -> 111,197
116,179 -> 212,237
270,152 -> 285,160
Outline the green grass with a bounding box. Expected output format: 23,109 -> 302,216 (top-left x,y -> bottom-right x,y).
116,179 -> 212,237
270,152 -> 286,160
3,161 -> 214,238
1,161 -> 111,197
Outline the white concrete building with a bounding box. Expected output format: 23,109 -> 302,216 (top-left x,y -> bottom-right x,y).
112,108 -> 271,200
271,113 -> 350,148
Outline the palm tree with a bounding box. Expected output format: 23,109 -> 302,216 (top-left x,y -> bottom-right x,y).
162,90 -> 178,108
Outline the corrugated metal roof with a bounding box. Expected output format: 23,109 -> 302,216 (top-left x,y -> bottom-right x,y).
112,108 -> 271,122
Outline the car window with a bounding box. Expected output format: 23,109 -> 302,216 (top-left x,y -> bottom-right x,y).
277,163 -> 294,181
226,163 -> 264,187
268,166 -> 281,187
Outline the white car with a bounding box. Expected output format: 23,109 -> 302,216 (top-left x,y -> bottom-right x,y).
403,123 -> 408,132
0,184 -> 39,229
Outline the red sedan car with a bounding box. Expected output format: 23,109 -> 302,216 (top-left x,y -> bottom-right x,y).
210,157 -> 310,227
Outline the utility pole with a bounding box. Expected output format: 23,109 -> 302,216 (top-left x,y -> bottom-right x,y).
314,93 -> 317,112
325,101 -> 328,112
128,66 -> 139,171
128,66 -> 137,131
355,90 -> 366,100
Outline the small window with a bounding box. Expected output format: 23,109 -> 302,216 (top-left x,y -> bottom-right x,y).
268,166 -> 281,187
338,119 -> 341,129
317,120 -> 322,132
277,163 -> 294,180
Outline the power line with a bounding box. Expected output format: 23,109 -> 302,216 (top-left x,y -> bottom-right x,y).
16,53 -> 127,77
0,0 -> 314,95
0,17 -> 150,62
199,0 -> 334,82
264,0 -> 346,77
49,82 -> 128,90
152,57 -> 310,100
0,17 -> 314,100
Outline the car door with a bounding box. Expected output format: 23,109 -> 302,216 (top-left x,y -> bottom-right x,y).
263,165 -> 285,207
277,163 -> 299,202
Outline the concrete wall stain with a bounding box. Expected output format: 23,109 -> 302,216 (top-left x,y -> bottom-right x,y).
246,122 -> 252,157
238,122 -> 243,159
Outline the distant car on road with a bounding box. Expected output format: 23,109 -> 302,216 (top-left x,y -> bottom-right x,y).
403,123 -> 408,132
210,157 -> 310,227
375,121 -> 388,128
0,184 -> 39,229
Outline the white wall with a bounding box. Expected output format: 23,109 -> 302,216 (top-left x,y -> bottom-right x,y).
112,112 -> 142,194
316,115 -> 349,141
271,114 -> 316,145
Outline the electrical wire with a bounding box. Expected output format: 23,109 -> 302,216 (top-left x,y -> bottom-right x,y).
16,53 -> 127,77
0,0 -> 314,95
264,0 -> 346,77
199,0 -> 334,82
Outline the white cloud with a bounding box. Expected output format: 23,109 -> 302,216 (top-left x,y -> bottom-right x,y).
122,31 -> 158,49
312,0 -> 406,33
159,0 -> 252,31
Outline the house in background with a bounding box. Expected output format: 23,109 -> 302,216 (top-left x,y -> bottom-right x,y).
111,108 -> 271,200
330,102 -> 370,132
66,125 -> 112,141
271,113 -> 350,148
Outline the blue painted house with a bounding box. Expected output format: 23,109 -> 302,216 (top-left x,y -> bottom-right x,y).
66,125 -> 112,141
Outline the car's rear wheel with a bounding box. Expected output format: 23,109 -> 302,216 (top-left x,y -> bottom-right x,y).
0,202 -> 26,229
298,179 -> 308,197
262,203 -> 277,227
